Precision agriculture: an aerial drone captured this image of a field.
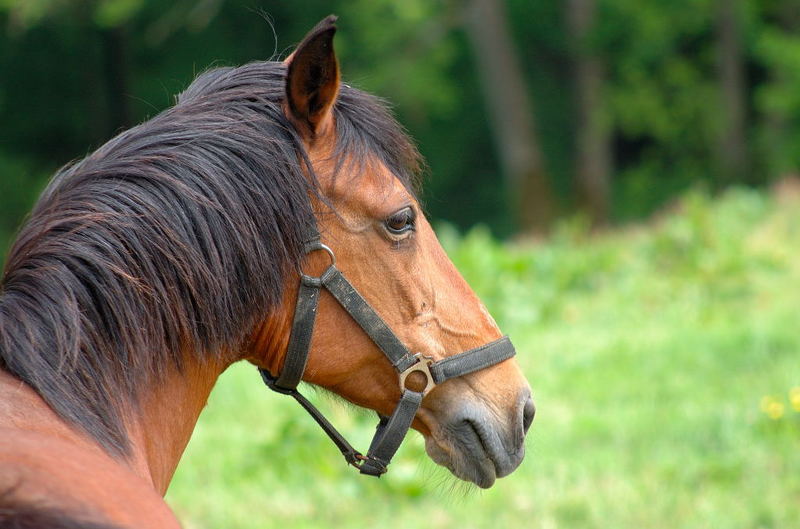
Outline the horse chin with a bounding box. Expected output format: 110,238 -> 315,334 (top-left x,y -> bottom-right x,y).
422,419 -> 524,489
424,436 -> 498,488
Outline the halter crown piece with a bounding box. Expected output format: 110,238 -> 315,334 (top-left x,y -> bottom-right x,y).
259,224 -> 516,477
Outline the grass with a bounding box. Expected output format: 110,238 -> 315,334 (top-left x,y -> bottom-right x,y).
166,187 -> 800,528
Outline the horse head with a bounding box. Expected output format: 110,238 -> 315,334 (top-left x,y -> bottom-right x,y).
248,16 -> 534,488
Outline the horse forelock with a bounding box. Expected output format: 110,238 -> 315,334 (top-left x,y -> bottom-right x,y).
0,60 -> 422,456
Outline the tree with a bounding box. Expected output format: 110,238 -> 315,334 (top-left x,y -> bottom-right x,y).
567,0 -> 611,227
715,0 -> 749,184
463,0 -> 555,233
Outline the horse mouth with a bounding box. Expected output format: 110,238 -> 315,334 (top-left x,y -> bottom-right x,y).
422,415 -> 525,489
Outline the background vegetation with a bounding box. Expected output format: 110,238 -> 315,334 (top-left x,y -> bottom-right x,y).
1,0 -> 800,527
2,0 -> 800,243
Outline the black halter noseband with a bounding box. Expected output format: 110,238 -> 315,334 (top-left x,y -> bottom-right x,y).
259,228 -> 516,477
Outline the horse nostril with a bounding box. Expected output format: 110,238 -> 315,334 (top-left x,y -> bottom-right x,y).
522,397 -> 535,434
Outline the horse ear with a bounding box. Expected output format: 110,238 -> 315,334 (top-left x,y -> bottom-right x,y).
285,15 -> 340,139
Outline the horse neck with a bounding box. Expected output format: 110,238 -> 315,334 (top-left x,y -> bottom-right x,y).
0,298 -> 292,529
123,356 -> 228,494
0,264 -> 295,497
0,357 -> 231,496
124,301 -> 294,494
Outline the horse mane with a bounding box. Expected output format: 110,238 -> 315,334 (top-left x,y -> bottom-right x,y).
0,60 -> 422,455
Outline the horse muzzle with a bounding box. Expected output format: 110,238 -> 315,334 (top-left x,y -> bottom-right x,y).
422,390 -> 534,488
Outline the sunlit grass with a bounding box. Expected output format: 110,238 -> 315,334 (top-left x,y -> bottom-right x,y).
167,188 -> 800,528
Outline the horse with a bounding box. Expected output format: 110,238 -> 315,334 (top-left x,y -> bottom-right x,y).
0,16 -> 534,529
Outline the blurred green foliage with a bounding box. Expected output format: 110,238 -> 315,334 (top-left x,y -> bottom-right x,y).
2,0 -> 800,241
167,187 -> 800,528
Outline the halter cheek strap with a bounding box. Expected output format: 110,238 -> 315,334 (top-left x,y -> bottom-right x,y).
259,235 -> 516,477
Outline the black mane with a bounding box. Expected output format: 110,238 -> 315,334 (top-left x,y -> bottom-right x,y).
0,60 -> 421,455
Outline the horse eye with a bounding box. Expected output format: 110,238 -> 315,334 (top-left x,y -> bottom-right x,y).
385,207 -> 415,235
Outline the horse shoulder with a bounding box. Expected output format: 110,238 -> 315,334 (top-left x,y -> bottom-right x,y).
0,374 -> 181,529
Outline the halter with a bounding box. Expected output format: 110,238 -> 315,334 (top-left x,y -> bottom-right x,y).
259,228 -> 516,477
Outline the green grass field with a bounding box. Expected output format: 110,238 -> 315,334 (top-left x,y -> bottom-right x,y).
161,188 -> 798,527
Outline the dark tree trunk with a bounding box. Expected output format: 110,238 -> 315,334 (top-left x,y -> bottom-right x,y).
464,0 -> 555,234
715,0 -> 748,184
567,0 -> 611,227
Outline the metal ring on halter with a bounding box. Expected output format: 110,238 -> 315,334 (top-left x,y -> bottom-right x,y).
301,241 -> 336,286
398,354 -> 436,397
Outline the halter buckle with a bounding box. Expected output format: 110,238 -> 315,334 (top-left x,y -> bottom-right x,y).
399,354 -> 436,397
